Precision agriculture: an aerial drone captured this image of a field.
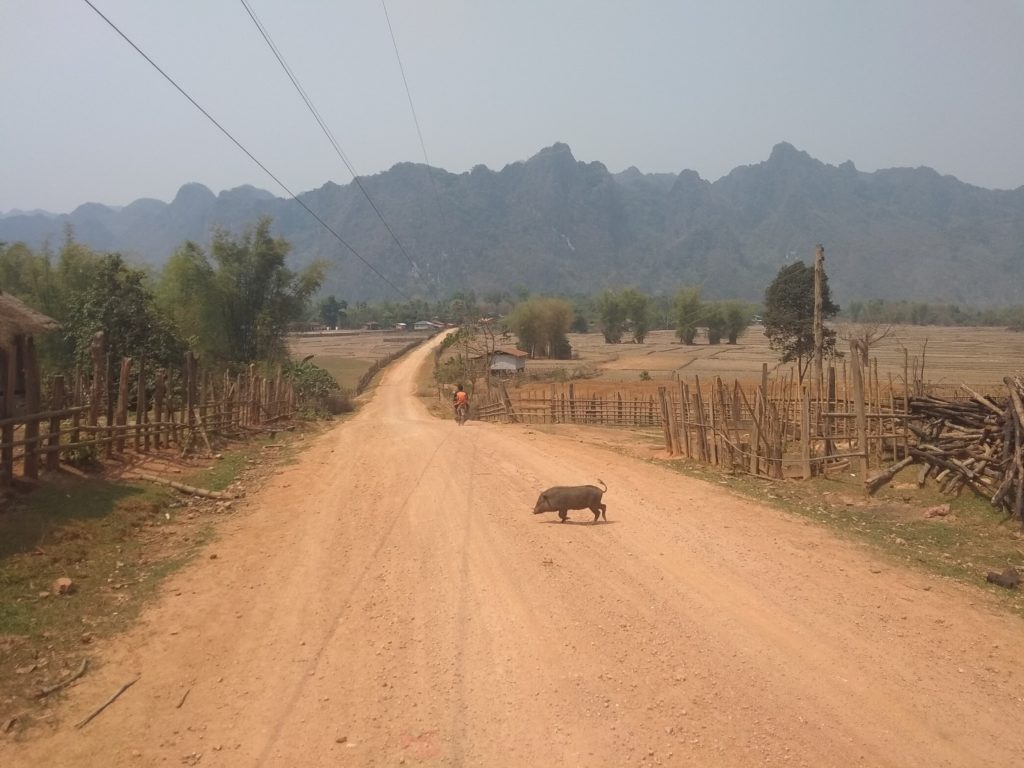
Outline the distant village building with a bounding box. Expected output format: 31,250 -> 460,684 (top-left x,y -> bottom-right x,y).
486,348 -> 528,376
414,320 -> 443,331
362,321 -> 382,331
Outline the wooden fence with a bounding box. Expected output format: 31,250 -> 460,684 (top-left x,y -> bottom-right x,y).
0,342 -> 300,487
472,354 -> 966,481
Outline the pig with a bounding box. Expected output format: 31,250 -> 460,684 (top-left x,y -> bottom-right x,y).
986,567 -> 1020,589
533,479 -> 608,523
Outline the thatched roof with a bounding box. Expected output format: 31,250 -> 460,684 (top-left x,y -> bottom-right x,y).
0,291 -> 60,336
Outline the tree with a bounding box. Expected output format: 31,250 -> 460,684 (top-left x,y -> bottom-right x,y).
317,296 -> 346,328
157,241 -> 222,355
508,297 -> 573,358
66,254 -> 187,382
158,219 -> 324,363
720,300 -> 755,344
763,261 -> 839,380
673,287 -> 703,345
596,290 -> 626,343
620,288 -> 651,343
705,304 -> 726,344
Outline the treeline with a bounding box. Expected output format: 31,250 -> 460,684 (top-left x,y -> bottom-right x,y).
844,299 -> 1024,329
1,217 -> 322,380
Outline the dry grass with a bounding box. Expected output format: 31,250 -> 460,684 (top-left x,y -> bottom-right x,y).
519,325 -> 1024,397
288,330 -> 434,390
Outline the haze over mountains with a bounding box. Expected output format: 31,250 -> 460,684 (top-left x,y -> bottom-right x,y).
3,142 -> 1022,304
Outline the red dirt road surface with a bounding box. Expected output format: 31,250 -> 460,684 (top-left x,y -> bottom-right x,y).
5,336 -> 1024,767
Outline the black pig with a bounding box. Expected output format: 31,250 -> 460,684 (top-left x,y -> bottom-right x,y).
533,480 -> 608,523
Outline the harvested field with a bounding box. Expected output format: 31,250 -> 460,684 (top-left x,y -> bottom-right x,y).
288,330 -> 435,390
521,325 -> 1024,397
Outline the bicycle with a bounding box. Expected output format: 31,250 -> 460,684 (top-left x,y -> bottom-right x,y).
454,402 -> 468,426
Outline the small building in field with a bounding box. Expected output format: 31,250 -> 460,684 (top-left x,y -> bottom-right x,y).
488,348 -> 528,376
414,320 -> 440,331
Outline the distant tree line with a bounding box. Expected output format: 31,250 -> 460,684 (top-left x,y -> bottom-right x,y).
844,298 -> 1024,329
8,221 -> 1022,395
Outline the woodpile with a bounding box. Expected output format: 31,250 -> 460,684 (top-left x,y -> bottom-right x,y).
867,376 -> 1024,524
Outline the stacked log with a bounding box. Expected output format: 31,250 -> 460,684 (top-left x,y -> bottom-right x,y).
867,376 -> 1024,525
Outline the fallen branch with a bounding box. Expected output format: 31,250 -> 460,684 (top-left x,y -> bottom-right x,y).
176,687 -> 191,709
236,423 -> 294,435
865,455 -> 916,495
75,676 -> 139,729
132,474 -> 237,500
37,658 -> 89,699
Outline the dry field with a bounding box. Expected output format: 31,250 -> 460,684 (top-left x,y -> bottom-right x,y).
521,324 -> 1024,397
288,329 -> 435,390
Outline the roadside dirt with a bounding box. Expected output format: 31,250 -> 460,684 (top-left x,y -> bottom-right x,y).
4,335 -> 1024,767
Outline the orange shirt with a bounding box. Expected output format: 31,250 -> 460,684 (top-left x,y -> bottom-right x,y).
455,391 -> 469,406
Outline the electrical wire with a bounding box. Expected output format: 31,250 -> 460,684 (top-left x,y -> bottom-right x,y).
379,0 -> 448,228
239,0 -> 421,274
80,0 -> 408,299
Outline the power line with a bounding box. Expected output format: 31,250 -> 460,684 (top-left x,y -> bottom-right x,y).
79,0 -> 408,299
239,0 -> 422,275
379,0 -> 448,228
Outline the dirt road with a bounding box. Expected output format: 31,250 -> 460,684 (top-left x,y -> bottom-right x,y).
6,336 -> 1024,767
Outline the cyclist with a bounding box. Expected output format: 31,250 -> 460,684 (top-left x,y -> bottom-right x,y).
453,384 -> 469,421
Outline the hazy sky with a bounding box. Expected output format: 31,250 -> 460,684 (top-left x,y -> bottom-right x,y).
3,0 -> 1023,213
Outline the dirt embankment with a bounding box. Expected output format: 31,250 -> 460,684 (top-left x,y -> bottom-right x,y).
4,335 -> 1024,767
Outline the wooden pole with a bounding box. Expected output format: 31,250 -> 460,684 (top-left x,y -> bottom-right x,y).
71,367 -> 82,447
23,337 -> 41,479
153,370 -> 166,450
0,346 -> 15,485
851,341 -> 869,483
114,358 -> 131,453
813,244 -> 825,397
104,352 -> 114,458
679,381 -> 691,458
658,387 -> 674,454
48,375 -> 65,471
137,359 -> 147,452
800,384 -> 812,480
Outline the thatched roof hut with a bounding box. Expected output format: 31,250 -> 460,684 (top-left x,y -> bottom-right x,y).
0,291 -> 60,341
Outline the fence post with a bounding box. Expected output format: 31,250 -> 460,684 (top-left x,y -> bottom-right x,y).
114,358 -> 132,453
657,387 -> 674,454
48,375 -> 65,471
679,381 -> 691,458
850,342 -> 869,483
71,367 -> 82,448
137,359 -> 147,452
105,352 -> 114,458
153,369 -> 166,449
23,337 -> 41,479
800,385 -> 812,480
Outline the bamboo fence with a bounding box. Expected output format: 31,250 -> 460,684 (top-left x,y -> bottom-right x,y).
0,344 -> 301,486
473,353 -> 1012,486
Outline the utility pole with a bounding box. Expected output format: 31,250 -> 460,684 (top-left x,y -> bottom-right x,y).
813,243 -> 825,398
